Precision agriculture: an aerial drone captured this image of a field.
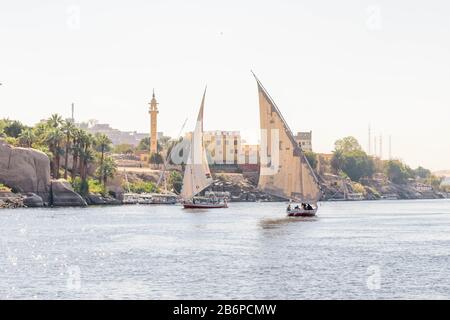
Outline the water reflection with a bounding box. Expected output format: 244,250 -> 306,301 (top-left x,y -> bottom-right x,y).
259,216 -> 318,229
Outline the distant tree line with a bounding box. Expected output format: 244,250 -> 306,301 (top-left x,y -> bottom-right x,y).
301,136 -> 443,189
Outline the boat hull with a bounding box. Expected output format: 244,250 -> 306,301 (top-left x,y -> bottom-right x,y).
183,203 -> 228,209
287,208 -> 317,217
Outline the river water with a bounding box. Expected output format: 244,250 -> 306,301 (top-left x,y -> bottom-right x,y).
0,200 -> 449,299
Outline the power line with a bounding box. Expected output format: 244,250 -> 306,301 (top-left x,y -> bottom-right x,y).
389,135 -> 392,159
379,134 -> 383,159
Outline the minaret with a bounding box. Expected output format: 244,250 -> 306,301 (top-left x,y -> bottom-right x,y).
149,89 -> 159,155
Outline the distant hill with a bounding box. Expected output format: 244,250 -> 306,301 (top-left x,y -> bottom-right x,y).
433,170 -> 450,177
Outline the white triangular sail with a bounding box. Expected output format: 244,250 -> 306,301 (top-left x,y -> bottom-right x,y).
254,74 -> 322,203
181,89 -> 213,199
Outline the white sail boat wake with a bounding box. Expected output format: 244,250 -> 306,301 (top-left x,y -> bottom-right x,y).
181,88 -> 228,209
253,72 -> 322,216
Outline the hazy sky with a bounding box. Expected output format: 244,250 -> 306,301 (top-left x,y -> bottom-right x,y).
1,0 -> 449,170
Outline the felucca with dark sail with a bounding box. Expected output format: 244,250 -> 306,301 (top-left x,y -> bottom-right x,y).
181,88 -> 228,209
253,73 -> 322,216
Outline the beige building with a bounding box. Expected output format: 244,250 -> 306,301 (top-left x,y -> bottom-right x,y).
203,131 -> 241,165
295,131 -> 313,152
78,122 -> 147,146
238,143 -> 260,172
240,143 -> 260,165
182,131 -> 261,169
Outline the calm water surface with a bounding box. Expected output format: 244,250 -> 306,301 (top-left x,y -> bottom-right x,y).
0,200 -> 449,299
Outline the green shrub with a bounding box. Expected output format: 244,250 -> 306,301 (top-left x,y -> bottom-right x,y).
168,171 -> 183,193
384,160 -> 413,185
0,183 -> 11,192
72,177 -> 90,195
352,182 -> 366,195
331,137 -> 375,181
88,179 -> 106,195
304,151 -> 318,170
125,181 -> 158,194
72,177 -> 106,195
5,137 -> 18,146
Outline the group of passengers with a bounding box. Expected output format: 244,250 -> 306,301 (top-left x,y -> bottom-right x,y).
287,203 -> 314,211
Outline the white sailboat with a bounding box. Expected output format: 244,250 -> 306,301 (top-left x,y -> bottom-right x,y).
253,73 -> 322,216
181,88 -> 228,209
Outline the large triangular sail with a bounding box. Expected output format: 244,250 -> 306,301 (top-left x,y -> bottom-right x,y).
254,73 -> 322,203
180,88 -> 213,199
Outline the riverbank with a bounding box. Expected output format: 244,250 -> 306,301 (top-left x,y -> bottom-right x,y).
2,172 -> 447,210
207,172 -> 447,202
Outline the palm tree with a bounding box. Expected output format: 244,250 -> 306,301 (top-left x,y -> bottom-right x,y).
78,132 -> 94,183
32,121 -> 48,143
96,156 -> 117,186
62,121 -> 76,180
71,128 -> 83,180
94,133 -> 112,183
150,152 -> 164,168
80,148 -> 94,182
47,114 -> 64,128
45,127 -> 65,178
18,128 -> 36,148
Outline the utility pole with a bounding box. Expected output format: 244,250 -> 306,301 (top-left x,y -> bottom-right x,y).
389,135 -> 392,159
374,136 -> 377,158
379,134 -> 383,159
71,103 -> 75,123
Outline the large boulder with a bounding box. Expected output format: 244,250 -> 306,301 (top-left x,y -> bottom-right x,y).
23,193 -> 44,207
85,194 -> 121,205
51,180 -> 87,207
105,173 -> 125,200
0,140 -> 51,201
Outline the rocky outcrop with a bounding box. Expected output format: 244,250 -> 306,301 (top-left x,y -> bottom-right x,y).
209,173 -> 283,202
105,174 -> 125,200
0,139 -> 51,202
84,194 -> 122,205
0,198 -> 25,208
0,192 -> 25,208
23,193 -> 44,207
50,180 -> 87,207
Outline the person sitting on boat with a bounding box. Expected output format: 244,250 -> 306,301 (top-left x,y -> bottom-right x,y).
301,203 -> 306,210
287,204 -> 291,211
306,203 -> 313,210
294,205 -> 299,210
